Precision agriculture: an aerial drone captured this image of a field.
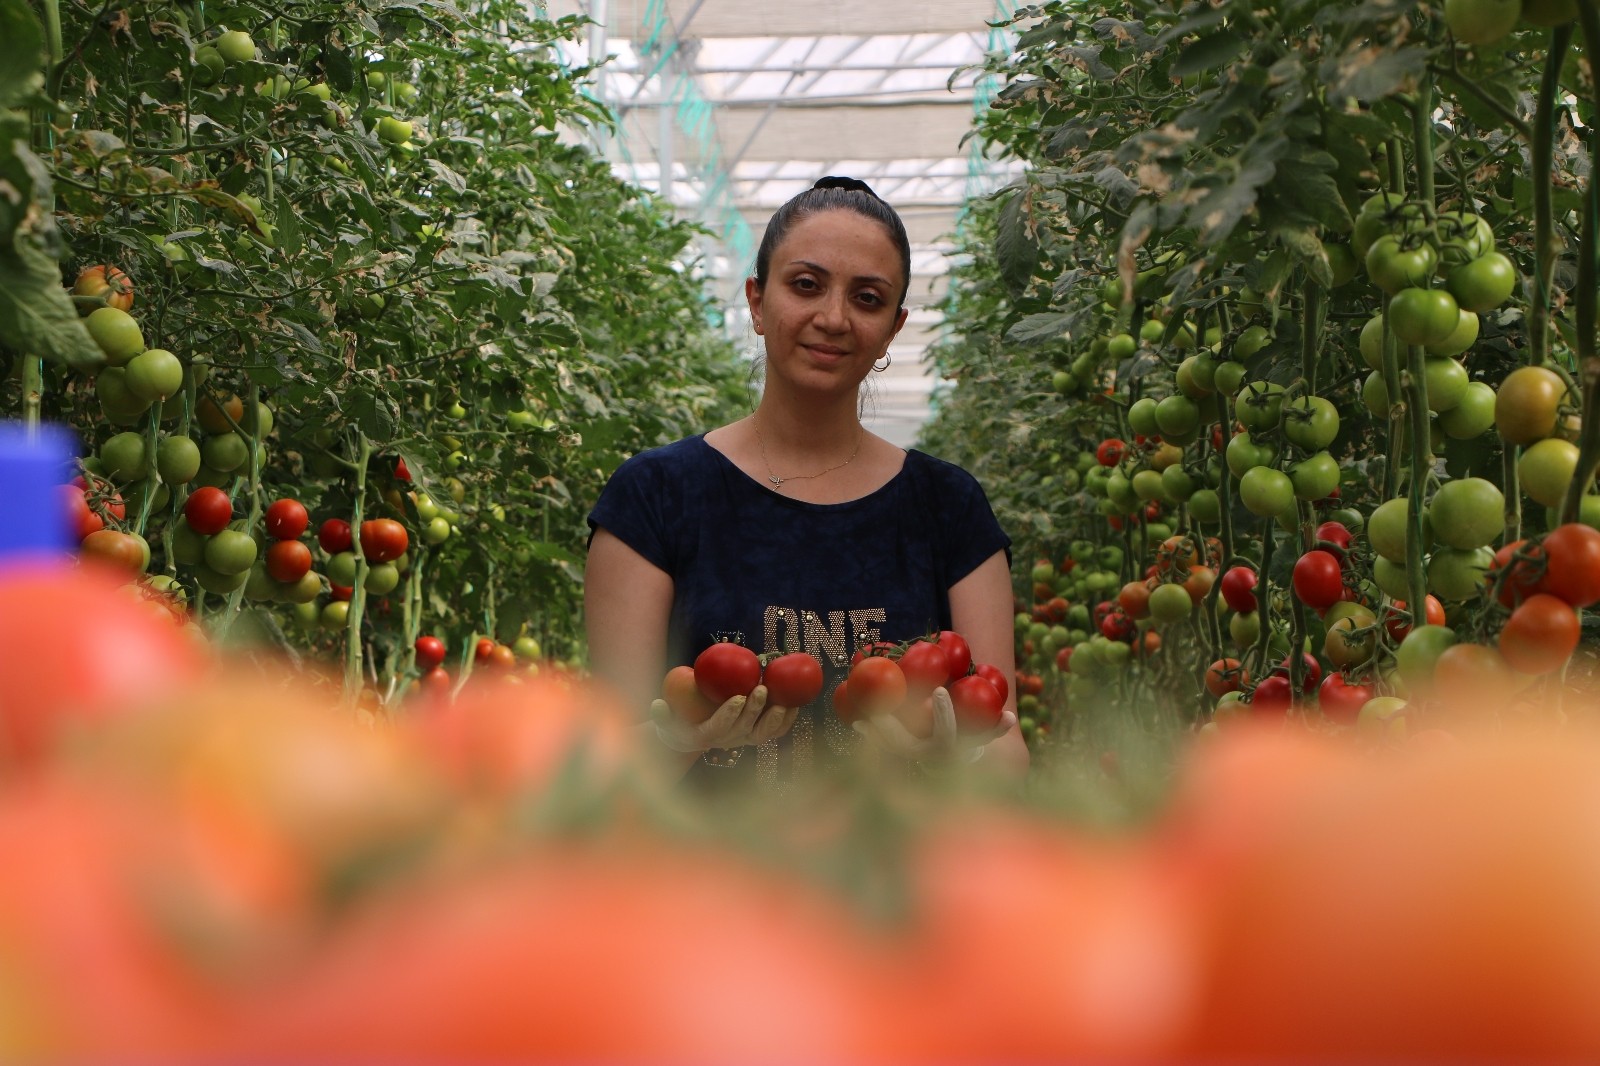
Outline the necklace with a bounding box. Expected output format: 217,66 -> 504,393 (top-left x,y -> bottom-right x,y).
751,413 -> 863,489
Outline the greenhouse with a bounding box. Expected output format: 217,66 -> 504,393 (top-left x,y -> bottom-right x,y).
2,0 -> 1600,1058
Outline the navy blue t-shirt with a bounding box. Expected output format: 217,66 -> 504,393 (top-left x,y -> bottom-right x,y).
587,435 -> 1010,785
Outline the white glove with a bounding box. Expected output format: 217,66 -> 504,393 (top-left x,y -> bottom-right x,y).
852,686 -> 1016,763
650,684 -> 799,755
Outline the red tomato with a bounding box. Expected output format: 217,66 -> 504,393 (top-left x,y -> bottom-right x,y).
417,666 -> 451,698
1384,596 -> 1445,643
848,640 -> 899,668
1292,550 -> 1344,609
1118,580 -> 1153,620
935,630 -> 973,682
762,652 -> 824,707
183,486 -> 233,536
1100,609 -> 1137,643
415,636 -> 446,672
1498,594 -> 1580,675
318,518 -> 353,555
830,681 -> 855,724
848,656 -> 907,716
264,539 -> 313,584
329,583 -> 353,602
1314,521 -> 1353,558
64,485 -> 103,542
949,675 -> 1004,734
1220,566 -> 1258,614
1318,673 -> 1373,726
393,456 -> 412,482
1489,540 -> 1544,609
898,640 -> 952,698
474,638 -> 497,664
264,499 -> 309,541
1183,565 -> 1216,605
974,663 -> 1009,703
1272,653 -> 1322,694
359,519 -> 409,564
1251,675 -> 1295,716
1096,438 -> 1126,466
1206,658 -> 1246,698
1054,647 -> 1073,673
1537,524 -> 1600,608
694,643 -> 762,705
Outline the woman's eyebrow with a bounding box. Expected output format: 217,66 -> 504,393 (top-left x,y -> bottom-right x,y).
787,259 -> 891,286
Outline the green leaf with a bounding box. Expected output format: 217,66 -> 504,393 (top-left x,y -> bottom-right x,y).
995,187 -> 1039,297
1006,312 -> 1073,346
0,117 -> 103,372
0,0 -> 44,109
348,389 -> 400,444
1322,45 -> 1428,103
1172,31 -> 1246,77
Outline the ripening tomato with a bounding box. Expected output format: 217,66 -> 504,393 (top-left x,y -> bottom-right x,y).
694,642 -> 762,706
1100,609 -> 1137,643
1250,675 -> 1295,716
415,636 -> 446,672
897,640 -> 952,699
474,638 -> 497,664
663,664 -> 716,724
183,486 -> 233,536
762,652 -> 824,708
1118,580 -> 1153,620
264,499 -> 309,541
73,264 -> 135,311
1498,594 -> 1580,675
318,518 -> 353,555
1273,652 -> 1322,694
1384,596 -> 1446,642
1206,658 -> 1246,698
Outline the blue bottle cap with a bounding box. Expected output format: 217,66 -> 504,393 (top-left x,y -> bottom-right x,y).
0,422 -> 80,566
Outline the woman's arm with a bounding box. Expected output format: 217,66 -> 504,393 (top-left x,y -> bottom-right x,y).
949,550 -> 1031,776
584,528 -> 675,719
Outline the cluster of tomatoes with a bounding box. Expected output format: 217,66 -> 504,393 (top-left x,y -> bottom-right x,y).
660,631 -> 1007,741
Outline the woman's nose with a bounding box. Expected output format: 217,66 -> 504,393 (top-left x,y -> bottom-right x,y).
814,291 -> 849,331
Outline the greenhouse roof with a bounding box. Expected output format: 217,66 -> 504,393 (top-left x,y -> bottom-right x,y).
548,0 -> 1024,445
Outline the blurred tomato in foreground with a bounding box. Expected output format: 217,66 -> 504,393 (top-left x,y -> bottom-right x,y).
1181,727 -> 1600,1060
0,563 -> 206,769
226,842 -> 903,1063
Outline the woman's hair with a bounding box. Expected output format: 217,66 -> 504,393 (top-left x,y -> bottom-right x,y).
753,176 -> 913,310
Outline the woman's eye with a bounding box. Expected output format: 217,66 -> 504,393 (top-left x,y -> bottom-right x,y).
857,291 -> 883,306
793,276 -> 819,291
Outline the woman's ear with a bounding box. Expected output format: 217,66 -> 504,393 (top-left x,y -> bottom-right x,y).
745,275 -> 765,335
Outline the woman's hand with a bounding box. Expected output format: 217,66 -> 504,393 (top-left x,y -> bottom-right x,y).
649,685 -> 799,755
851,687 -> 1017,764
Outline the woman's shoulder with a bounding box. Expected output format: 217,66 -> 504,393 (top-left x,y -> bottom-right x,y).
609,435 -> 716,480
901,448 -> 989,497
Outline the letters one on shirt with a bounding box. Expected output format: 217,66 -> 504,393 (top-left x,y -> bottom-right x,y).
757,605 -> 887,669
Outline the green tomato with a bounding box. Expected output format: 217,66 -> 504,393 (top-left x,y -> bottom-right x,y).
1161,465 -> 1197,502
1239,466 -> 1295,517
156,435 -> 202,484
1189,488 -> 1222,525
1365,234 -> 1438,294
1423,356 -> 1470,412
376,116 -> 414,144
1235,380 -> 1285,432
1439,381 -> 1497,439
1226,433 -> 1277,479
1388,288 -> 1462,347
1443,0 -> 1521,44
1373,555 -> 1413,600
99,431 -> 149,481
1283,395 -> 1340,451
1154,394 -> 1201,437
1358,696 -> 1410,740
1128,397 -> 1160,437
364,562 -> 401,595
1107,333 -> 1137,359
1369,497 -> 1432,564
1288,451 -> 1341,501
1447,252 -> 1518,313
124,349 -> 184,403
326,550 -> 360,588
1148,583 -> 1194,625
204,529 -> 258,576
1362,370 -> 1391,419
1132,469 -> 1168,502
1425,311 -> 1479,360
1212,360 -> 1247,395
1396,625 -> 1457,689
1229,609 -> 1261,648
202,433 -> 250,473
85,307 -> 146,366
214,29 -> 257,64
1519,437 -> 1580,508
423,516 -> 451,545
1359,314 -> 1388,372
1427,546 -> 1494,601
1428,477 -> 1505,550
1326,243 -> 1358,287
1233,324 -> 1271,360
1177,355 -> 1217,398
1434,211 -> 1496,263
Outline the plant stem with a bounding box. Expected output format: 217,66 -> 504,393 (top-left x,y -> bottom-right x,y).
344,433 -> 373,701
1404,344 -> 1433,613
1531,26 -> 1572,368
1561,6 -> 1600,523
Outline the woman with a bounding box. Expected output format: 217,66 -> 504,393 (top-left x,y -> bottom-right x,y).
585,177 -> 1027,784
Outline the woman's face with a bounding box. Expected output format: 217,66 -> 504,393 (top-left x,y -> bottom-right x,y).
747,208 -> 909,396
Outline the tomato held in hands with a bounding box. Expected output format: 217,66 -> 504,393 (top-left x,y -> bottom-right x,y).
973,662 -> 1009,703
936,629 -> 973,682
762,652 -> 824,707
663,664 -> 717,725
897,640 -> 951,699
694,643 -> 762,705
949,674 -> 1004,734
848,656 -> 907,717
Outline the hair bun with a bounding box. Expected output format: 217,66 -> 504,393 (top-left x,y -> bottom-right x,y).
812,175 -> 881,199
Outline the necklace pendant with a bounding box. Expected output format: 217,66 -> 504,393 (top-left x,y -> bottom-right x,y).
768,475 -> 784,487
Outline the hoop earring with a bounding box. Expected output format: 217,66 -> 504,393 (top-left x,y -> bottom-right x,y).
873,352 -> 892,373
